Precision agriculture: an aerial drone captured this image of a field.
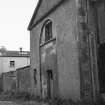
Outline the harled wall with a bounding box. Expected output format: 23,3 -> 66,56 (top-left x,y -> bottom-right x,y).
30,0 -> 80,101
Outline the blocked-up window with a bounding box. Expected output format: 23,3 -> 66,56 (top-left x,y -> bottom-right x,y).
34,69 -> 37,84
10,61 -> 15,67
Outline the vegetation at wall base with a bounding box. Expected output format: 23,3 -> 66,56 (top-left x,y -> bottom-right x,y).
0,91 -> 41,102
0,91 -> 104,105
48,98 -> 97,105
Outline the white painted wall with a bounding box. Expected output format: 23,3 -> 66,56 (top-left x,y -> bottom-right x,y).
0,57 -> 30,73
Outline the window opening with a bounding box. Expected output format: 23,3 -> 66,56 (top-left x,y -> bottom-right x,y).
10,61 -> 15,67
45,21 -> 52,42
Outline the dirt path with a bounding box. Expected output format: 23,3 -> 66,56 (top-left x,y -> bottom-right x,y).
0,101 -> 19,105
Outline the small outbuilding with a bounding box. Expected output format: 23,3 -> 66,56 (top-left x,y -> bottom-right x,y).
16,66 -> 31,93
2,71 -> 16,92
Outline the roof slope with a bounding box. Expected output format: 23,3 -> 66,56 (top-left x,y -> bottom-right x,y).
0,50 -> 30,57
28,0 -> 66,30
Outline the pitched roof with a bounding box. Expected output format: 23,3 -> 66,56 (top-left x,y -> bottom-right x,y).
16,65 -> 30,71
0,50 -> 30,57
28,0 -> 66,30
2,71 -> 16,77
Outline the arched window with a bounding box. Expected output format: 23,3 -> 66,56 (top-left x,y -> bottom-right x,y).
40,20 -> 53,44
45,21 -> 52,42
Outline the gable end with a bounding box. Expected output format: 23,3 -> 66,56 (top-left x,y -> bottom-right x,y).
28,0 -> 67,30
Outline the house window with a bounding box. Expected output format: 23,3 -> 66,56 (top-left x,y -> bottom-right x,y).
10,61 -> 15,67
34,69 -> 37,84
45,21 -> 52,42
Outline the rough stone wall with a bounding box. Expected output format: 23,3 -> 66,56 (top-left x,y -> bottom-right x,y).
76,0 -> 93,102
30,26 -> 41,97
76,0 -> 101,103
93,0 -> 105,102
97,2 -> 105,44
87,1 -> 100,102
2,71 -> 16,92
0,75 -> 3,92
16,66 -> 31,93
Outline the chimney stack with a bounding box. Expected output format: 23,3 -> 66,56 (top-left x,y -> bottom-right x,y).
20,47 -> 22,52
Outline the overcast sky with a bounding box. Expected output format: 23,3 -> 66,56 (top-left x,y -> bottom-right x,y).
0,0 -> 38,51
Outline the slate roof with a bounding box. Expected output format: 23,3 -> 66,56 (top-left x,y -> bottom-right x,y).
28,0 -> 66,30
0,50 -> 30,57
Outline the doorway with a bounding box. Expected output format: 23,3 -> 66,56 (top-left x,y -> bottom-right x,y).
98,43 -> 105,93
47,70 -> 53,99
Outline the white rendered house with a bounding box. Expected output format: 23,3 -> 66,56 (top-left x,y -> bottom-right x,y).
0,48 -> 30,73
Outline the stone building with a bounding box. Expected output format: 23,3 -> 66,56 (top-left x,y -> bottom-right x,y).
28,0 -> 105,103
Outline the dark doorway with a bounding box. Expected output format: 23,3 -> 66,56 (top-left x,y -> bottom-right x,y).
47,70 -> 53,98
98,43 -> 105,93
